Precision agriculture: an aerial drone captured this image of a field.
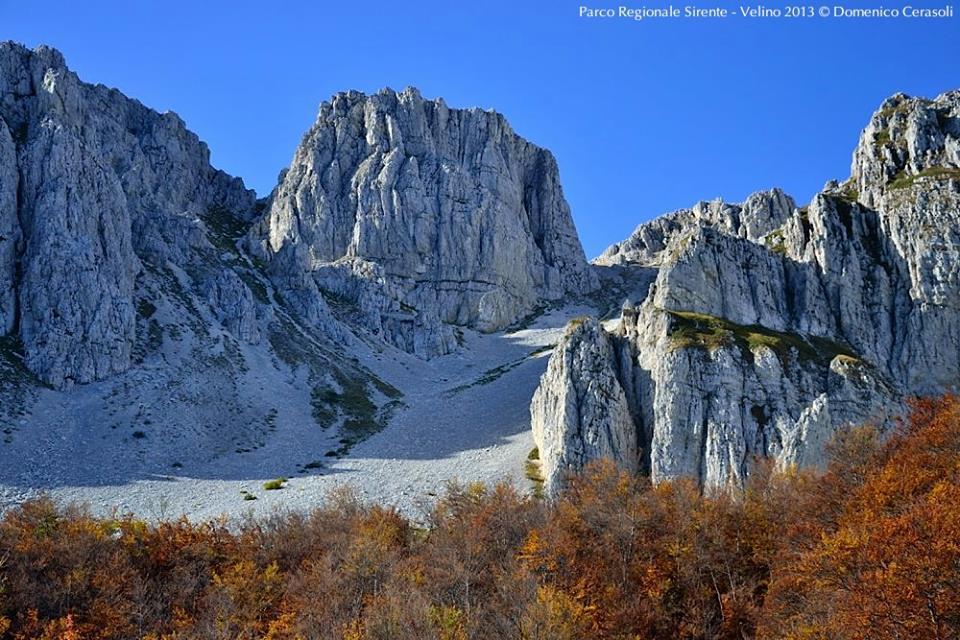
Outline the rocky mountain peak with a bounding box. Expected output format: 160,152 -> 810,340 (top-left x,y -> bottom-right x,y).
852,89 -> 960,206
596,187 -> 796,267
0,42 -> 256,388
250,86 -> 596,357
533,88 -> 960,496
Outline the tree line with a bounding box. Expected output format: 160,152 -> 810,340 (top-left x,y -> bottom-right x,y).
1,396 -> 958,639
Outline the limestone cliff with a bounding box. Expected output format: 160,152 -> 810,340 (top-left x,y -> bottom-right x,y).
0,43 -> 411,465
249,87 -> 597,356
0,42 -> 256,388
532,90 -> 960,495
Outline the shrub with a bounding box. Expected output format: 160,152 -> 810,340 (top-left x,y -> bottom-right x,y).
262,477 -> 287,491
1,397 -> 958,638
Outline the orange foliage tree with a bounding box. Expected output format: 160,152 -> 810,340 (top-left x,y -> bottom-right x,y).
0,396 -> 957,639
762,396 -> 960,639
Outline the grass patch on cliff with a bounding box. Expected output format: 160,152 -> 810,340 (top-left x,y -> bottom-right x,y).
837,180 -> 860,204
666,310 -> 858,366
202,205 -> 249,254
763,229 -> 788,256
312,368 -> 404,456
888,166 -> 960,191
564,316 -> 593,336
876,99 -> 916,120
525,448 -> 545,499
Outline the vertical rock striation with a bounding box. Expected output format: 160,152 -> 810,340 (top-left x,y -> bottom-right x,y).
249,87 -> 596,356
0,42 -> 255,388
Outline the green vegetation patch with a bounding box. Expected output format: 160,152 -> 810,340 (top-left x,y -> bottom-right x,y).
525,449 -> 545,499
201,205 -> 249,254
666,310 -> 858,367
267,312 -> 403,455
313,371 -> 376,428
888,166 -> 960,191
876,100 -> 915,120
312,368 -> 404,456
837,181 -> 860,204
565,316 -> 592,336
263,477 -> 287,491
764,229 -> 788,256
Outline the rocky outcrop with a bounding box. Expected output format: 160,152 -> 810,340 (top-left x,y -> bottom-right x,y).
533,89 -> 960,496
530,317 -> 638,486
205,270 -> 262,345
0,42 -> 256,388
596,188 -> 796,267
848,90 -> 960,392
249,87 -> 596,356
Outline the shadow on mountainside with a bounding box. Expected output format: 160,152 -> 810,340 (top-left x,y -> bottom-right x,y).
0,306 -> 581,492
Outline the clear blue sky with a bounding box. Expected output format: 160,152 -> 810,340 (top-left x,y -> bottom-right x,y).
5,0 -> 958,256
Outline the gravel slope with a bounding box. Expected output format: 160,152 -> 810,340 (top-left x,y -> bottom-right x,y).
0,305 -> 594,522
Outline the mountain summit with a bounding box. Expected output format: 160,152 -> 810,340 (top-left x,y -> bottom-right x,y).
249,86 -> 596,357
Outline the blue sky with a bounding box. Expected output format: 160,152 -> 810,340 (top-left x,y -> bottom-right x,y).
5,0 -> 958,256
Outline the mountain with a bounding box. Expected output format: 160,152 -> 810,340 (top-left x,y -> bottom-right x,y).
0,43 -> 595,515
0,43 -> 256,389
532,90 -> 960,495
247,87 -> 596,357
1,41 -> 958,516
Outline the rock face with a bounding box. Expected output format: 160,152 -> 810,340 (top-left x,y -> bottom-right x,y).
533,90 -> 960,495
0,42 -> 256,388
0,43 -> 412,470
249,87 -> 596,357
530,317 -> 639,484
